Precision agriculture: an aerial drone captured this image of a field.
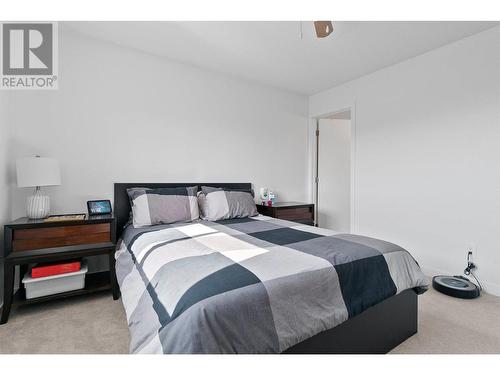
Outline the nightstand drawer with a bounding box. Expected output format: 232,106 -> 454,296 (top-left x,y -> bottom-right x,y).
256,202 -> 315,226
276,207 -> 313,221
12,223 -> 111,252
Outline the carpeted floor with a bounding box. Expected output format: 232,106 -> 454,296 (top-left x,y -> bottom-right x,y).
391,287 -> 500,354
0,286 -> 499,354
0,292 -> 130,354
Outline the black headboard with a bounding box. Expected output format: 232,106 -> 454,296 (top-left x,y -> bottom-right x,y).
113,183 -> 252,238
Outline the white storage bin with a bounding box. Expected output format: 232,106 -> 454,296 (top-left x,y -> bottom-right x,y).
22,261 -> 88,299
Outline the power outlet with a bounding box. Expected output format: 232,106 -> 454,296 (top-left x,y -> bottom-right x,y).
467,243 -> 477,263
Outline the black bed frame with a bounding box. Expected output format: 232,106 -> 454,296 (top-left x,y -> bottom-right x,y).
113,182 -> 418,354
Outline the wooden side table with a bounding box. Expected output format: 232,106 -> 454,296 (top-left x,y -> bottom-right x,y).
256,202 -> 315,226
1,215 -> 119,325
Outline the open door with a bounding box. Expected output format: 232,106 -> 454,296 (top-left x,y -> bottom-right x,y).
316,111 -> 351,232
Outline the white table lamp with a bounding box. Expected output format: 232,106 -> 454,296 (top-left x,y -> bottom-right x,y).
16,156 -> 61,219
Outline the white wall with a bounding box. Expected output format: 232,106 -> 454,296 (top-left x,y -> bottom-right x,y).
310,26 -> 500,295
0,92 -> 10,229
7,28 -> 309,219
317,119 -> 351,232
1,91 -> 12,303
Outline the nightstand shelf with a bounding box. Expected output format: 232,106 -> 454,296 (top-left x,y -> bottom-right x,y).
13,271 -> 111,306
1,215 -> 119,324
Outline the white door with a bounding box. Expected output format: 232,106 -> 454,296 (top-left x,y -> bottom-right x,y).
317,118 -> 351,232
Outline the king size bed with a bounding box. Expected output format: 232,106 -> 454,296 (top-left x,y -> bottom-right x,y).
113,183 -> 428,354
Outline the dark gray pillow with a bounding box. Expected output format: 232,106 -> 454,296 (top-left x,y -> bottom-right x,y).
127,186 -> 199,227
198,186 -> 257,221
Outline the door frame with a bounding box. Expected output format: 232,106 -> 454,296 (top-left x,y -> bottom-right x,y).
309,102 -> 357,232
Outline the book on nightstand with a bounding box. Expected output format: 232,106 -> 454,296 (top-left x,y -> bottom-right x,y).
31,260 -> 81,278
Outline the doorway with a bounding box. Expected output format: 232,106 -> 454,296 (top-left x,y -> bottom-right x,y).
316,110 -> 352,232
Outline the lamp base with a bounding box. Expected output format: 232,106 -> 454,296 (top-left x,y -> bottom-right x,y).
27,187 -> 50,219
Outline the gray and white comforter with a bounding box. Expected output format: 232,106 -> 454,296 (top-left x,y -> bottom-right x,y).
116,215 -> 428,353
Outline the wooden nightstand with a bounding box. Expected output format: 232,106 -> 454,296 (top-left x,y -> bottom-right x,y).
256,202 -> 315,226
1,215 -> 119,325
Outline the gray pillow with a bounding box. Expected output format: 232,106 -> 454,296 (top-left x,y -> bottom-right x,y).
198,186 -> 257,221
127,186 -> 199,227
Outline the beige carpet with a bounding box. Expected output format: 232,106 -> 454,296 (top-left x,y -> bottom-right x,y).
0,287 -> 499,354
0,292 -> 129,354
391,287 -> 500,354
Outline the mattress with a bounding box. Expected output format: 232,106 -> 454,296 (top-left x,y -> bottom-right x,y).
115,215 -> 428,353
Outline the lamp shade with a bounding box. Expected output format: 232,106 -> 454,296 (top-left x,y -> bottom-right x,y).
16,157 -> 61,188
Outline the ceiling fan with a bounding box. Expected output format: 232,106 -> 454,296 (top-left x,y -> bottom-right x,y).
313,21 -> 334,38
299,21 -> 334,39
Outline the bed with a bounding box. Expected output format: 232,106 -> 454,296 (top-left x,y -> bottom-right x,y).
114,183 -> 428,354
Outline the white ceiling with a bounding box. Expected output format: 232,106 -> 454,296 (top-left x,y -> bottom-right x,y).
63,21 -> 498,95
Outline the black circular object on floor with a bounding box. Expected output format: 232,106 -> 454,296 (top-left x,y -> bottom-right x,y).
432,275 -> 480,299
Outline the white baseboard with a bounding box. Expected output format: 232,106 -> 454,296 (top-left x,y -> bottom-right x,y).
421,264 -> 500,297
